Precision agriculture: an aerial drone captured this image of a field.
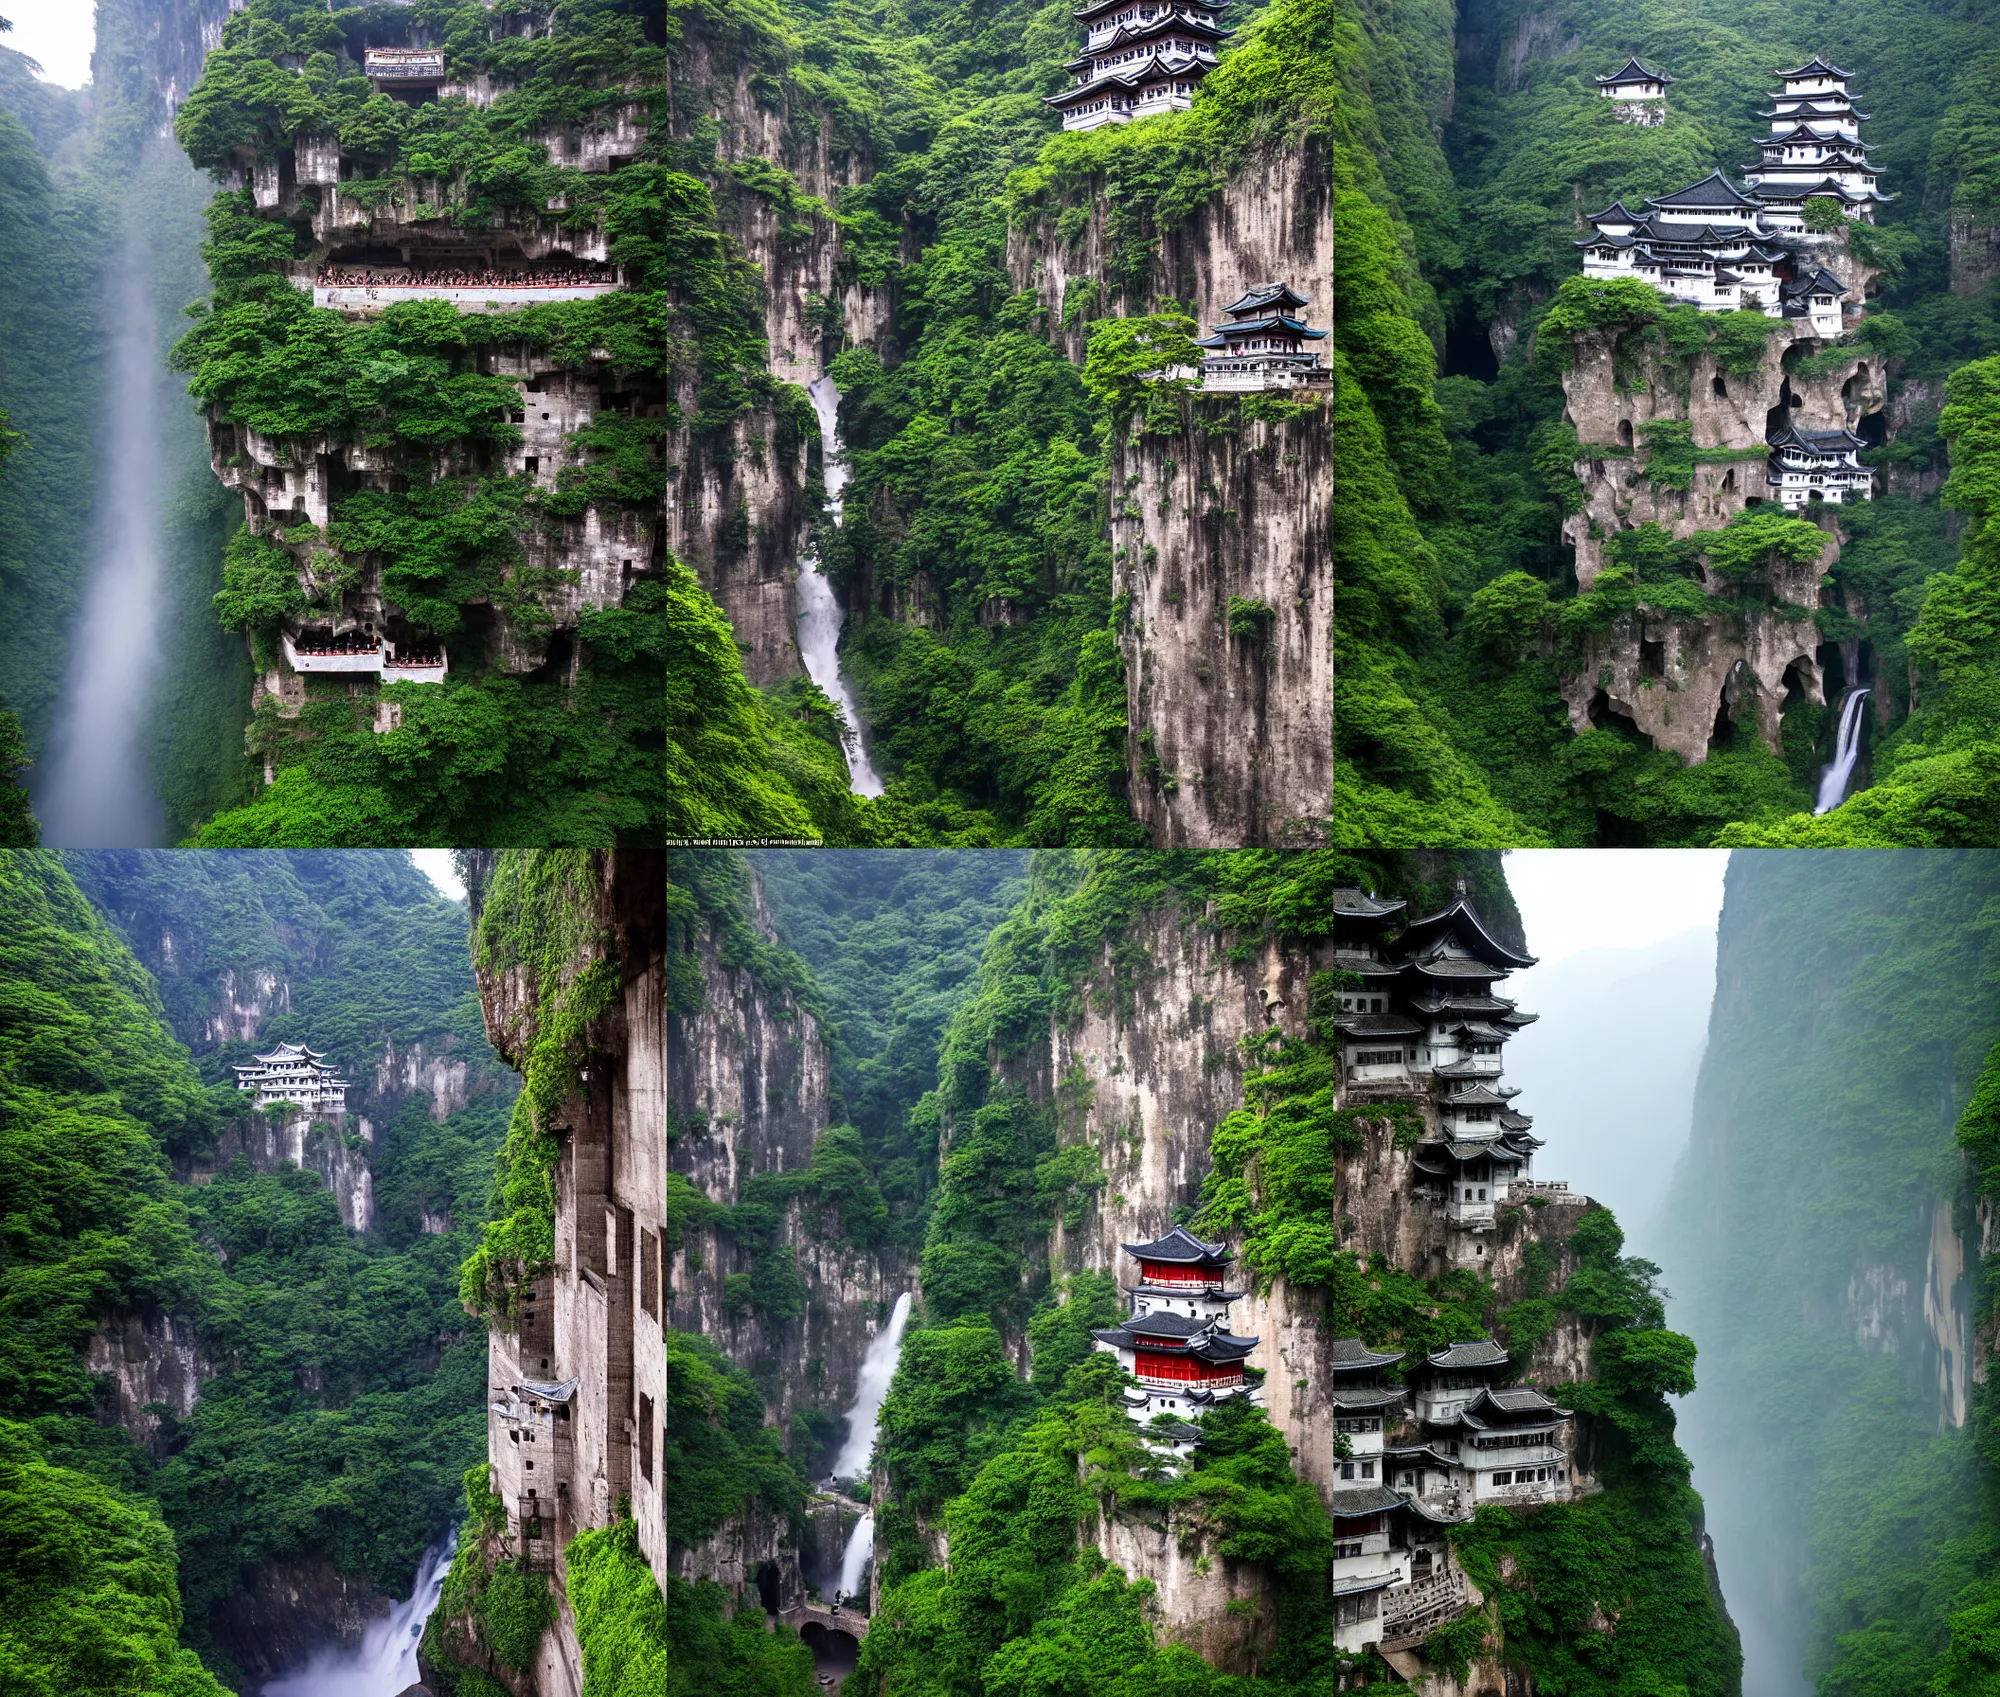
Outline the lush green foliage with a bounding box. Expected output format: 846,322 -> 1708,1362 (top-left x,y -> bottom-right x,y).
164,1 -> 670,844
0,1418 -> 228,1697
567,1516 -> 678,1696
0,848 -> 514,1684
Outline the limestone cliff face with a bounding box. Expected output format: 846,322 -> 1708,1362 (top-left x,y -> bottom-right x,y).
1555,246 -> 1894,764
86,1309 -> 212,1459
1006,140 -> 1333,368
1111,403 -> 1330,845
666,869 -> 908,1431
1005,139 -> 1333,843
659,22 -> 894,684
987,899 -> 1593,1516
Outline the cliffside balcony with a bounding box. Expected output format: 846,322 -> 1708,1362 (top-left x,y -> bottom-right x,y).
284,631 -> 382,674
310,262 -> 620,315
383,645 -> 449,685
1199,353 -> 1333,394
365,48 -> 446,88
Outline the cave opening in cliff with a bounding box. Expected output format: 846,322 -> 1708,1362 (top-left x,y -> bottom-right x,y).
1713,374 -> 1729,398
1857,410 -> 1888,448
1618,419 -> 1634,449
1856,639 -> 1876,684
524,629 -> 575,687
1710,687 -> 1738,753
755,1561 -> 782,1614
1441,305 -> 1498,380
1780,660 -> 1812,715
1817,642 -> 1848,701
1640,635 -> 1666,678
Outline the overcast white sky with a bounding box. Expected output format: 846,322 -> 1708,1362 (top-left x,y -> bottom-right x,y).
409,850 -> 466,903
4,0 -> 95,87
1503,849 -> 1727,967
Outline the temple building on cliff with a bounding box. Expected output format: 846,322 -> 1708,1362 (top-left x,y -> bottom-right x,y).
1094,1226 -> 1261,1427
1384,1340 -> 1580,1517
1577,54 -> 1883,340
1329,889 -> 1560,1248
1595,57 -> 1671,125
1768,421 -> 1874,507
1045,0 -> 1227,130
1194,282 -> 1333,392
232,1041 -> 350,1115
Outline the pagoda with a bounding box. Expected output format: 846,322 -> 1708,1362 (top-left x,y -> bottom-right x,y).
232,1041 -> 350,1115
1045,0 -> 1228,131
1742,57 -> 1894,226
1195,283 -> 1330,391
1594,57 -> 1671,126
1767,421 -> 1872,507
1093,1225 -> 1260,1424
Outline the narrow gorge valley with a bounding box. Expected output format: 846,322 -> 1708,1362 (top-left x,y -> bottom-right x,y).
666,846 -> 2000,1697
0,847 -> 668,1695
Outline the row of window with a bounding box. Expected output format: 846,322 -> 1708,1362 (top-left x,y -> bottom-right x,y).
1334,1415 -> 1383,1433
1489,1467 -> 1566,1486
1337,1458 -> 1378,1481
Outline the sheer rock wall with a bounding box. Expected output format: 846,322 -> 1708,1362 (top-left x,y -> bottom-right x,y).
666,868 -> 908,1433
1556,251 -> 1895,764
1005,139 -> 1333,842
1111,403 -> 1330,844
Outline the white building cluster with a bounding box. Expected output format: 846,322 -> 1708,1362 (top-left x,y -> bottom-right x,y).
231,1041 -> 350,1116
1580,55 -> 1889,334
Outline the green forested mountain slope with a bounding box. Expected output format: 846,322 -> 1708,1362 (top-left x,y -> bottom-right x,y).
1338,0 -> 2000,845
1662,851 -> 2000,1694
0,849 -> 514,1690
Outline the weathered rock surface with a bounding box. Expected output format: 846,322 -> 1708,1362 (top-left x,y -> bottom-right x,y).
1113,403 -> 1330,844
207,1557 -> 397,1685
1555,243 -> 1895,764
86,1308 -> 212,1459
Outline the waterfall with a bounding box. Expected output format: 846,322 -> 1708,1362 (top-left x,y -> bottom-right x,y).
1812,686 -> 1870,815
830,1291 -> 911,1479
260,1536 -> 455,1697
819,1291 -> 912,1606
795,374 -> 885,798
836,1510 -> 876,1603
34,225 -> 170,845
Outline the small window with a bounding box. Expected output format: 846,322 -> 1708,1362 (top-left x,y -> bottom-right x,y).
1492,1471 -> 1511,1486
1360,1460 -> 1375,1479
638,1393 -> 656,1483
1339,1461 -> 1356,1480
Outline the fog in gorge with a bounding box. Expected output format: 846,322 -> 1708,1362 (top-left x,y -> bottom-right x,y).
34,214 -> 171,845
27,128 -> 233,846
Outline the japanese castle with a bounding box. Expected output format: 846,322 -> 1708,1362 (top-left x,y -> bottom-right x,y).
1046,0 -> 1227,129
1197,282 -> 1331,391
231,1041 -> 350,1115
1578,56 -> 1886,337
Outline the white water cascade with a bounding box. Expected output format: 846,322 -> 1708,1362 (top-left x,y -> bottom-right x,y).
35,225 -> 171,845
795,374 -> 885,797
836,1510 -> 876,1604
261,1536 -> 455,1697
824,1291 -> 912,1604
1813,686 -> 1871,814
